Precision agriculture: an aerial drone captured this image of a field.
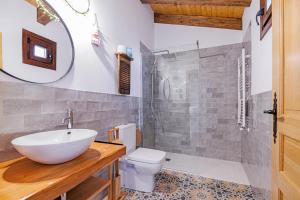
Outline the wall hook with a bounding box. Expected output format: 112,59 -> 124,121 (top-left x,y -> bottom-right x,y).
256,8 -> 264,25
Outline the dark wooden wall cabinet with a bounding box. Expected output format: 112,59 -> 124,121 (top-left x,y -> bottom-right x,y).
22,29 -> 57,70
116,54 -> 133,95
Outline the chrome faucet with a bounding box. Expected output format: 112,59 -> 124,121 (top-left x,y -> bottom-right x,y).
62,109 -> 73,129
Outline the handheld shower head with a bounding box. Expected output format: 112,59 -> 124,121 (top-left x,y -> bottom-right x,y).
151,57 -> 158,74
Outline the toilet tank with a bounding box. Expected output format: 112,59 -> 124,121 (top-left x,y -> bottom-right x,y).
117,123 -> 136,154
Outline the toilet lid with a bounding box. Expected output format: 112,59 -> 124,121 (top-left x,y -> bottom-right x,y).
127,148 -> 166,164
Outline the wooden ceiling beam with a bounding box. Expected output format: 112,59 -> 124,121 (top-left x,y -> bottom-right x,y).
141,0 -> 251,7
154,13 -> 242,30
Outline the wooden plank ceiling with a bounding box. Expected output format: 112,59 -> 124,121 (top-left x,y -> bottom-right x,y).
141,0 -> 252,30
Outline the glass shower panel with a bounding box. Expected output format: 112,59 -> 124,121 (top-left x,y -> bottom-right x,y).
140,43 -> 156,149
153,52 -> 200,154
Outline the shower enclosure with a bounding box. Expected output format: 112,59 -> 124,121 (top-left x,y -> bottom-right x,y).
141,42 -> 243,162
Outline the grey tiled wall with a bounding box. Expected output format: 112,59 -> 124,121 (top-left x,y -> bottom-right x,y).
242,91 -> 273,200
241,24 -> 272,200
0,81 -> 139,162
153,43 -> 243,162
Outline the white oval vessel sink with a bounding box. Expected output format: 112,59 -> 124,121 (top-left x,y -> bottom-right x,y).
11,129 -> 97,164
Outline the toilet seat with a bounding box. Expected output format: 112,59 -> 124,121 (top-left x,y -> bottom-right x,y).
127,148 -> 166,164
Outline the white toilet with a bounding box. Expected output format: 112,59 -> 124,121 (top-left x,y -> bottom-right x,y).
117,123 -> 166,193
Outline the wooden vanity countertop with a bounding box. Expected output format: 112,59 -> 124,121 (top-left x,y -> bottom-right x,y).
0,142 -> 126,200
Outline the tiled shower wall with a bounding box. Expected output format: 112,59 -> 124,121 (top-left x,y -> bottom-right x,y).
241,25 -> 272,200
0,81 -> 139,162
242,91 -> 272,200
153,43 -> 243,162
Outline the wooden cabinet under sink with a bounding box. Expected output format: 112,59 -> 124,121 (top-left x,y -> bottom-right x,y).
0,142 -> 127,200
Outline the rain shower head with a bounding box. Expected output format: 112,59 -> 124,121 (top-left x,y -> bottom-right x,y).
161,53 -> 177,60
153,49 -> 177,61
152,49 -> 170,55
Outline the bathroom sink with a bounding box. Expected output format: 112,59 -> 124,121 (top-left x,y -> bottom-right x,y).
11,129 -> 98,164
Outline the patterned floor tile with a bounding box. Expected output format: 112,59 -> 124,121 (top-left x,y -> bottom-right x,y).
123,169 -> 255,200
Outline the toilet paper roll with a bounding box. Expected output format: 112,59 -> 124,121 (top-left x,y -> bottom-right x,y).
117,45 -> 127,54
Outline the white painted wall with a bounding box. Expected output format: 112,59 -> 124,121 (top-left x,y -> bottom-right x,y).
154,23 -> 243,52
0,0 -> 154,97
242,0 -> 272,95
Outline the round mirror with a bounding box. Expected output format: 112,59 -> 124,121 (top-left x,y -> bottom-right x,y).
0,0 -> 74,83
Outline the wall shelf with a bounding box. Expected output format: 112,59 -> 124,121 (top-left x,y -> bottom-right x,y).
67,176 -> 110,200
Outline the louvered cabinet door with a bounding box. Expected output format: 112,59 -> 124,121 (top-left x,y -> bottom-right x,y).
118,55 -> 131,95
